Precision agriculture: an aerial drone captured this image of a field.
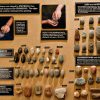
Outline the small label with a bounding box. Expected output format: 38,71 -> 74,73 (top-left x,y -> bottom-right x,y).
0,68 -> 14,80
15,20 -> 28,35
57,46 -> 63,48
44,46 -> 50,49
36,46 -> 41,48
0,4 -> 39,14
75,2 -> 100,15
0,49 -> 14,58
0,85 -> 14,96
69,81 -> 74,83
41,30 -> 67,40
69,70 -> 75,72
76,56 -> 100,66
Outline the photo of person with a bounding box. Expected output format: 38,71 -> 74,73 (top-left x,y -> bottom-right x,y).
42,5 -> 66,29
0,16 -> 14,40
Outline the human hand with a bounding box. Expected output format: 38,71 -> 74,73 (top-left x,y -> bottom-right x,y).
1,24 -> 10,34
52,9 -> 62,21
47,19 -> 58,26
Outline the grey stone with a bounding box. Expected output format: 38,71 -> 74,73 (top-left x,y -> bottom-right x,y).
96,26 -> 100,40
32,57 -> 37,63
74,44 -> 80,52
49,69 -> 54,77
96,77 -> 100,84
88,76 -> 94,85
82,32 -> 86,39
89,30 -> 94,39
52,56 -> 56,64
48,49 -> 53,55
89,17 -> 94,24
55,87 -> 67,99
26,56 -> 31,63
39,57 -> 44,64
61,70 -> 65,78
82,43 -> 86,53
54,69 -> 60,78
88,43 -> 94,53
96,41 -> 100,54
59,55 -> 64,64
75,77 -> 86,86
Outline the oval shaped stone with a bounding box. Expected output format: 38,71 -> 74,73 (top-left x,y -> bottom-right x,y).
59,55 -> 64,64
96,77 -> 100,84
75,29 -> 80,41
82,32 -> 86,39
88,76 -> 94,85
75,66 -> 82,76
30,47 -> 34,55
61,70 -> 65,78
24,70 -> 29,78
74,44 -> 80,52
34,69 -> 40,77
36,48 -> 40,55
21,54 -> 26,63
89,17 -> 94,24
24,47 -> 29,54
88,43 -> 94,53
14,52 -> 19,63
32,57 -> 37,63
96,26 -> 100,40
74,91 -> 80,98
18,47 -> 22,54
15,69 -> 20,78
80,18 -> 85,25
90,66 -> 97,74
75,77 -> 86,86
29,69 -> 34,77
54,69 -> 60,78
89,30 -> 94,39
49,69 -> 54,78
39,57 -> 44,64
20,69 -> 24,78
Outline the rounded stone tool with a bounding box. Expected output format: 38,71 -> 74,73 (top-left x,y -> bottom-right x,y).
74,44 -> 80,52
75,29 -> 80,41
89,17 -> 94,24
